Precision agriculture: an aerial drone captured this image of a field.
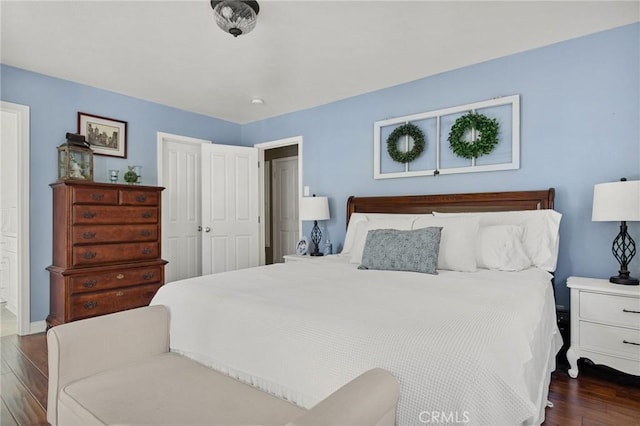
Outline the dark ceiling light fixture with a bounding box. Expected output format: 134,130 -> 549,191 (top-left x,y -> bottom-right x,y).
210,1 -> 260,38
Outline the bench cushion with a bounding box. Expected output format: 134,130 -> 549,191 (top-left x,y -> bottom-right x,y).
59,352 -> 306,425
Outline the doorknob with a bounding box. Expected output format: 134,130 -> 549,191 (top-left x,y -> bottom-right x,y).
204,227 -> 211,233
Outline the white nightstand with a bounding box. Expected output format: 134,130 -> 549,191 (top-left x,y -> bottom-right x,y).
566,276 -> 640,378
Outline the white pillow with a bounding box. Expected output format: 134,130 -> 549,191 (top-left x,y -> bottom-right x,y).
349,217 -> 416,264
433,210 -> 562,272
341,213 -> 423,256
412,216 -> 480,272
476,225 -> 532,271
341,213 -> 369,256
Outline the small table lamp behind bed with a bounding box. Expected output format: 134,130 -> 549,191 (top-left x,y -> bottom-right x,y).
300,195 -> 330,256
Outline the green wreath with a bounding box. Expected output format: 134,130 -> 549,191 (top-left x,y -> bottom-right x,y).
387,123 -> 425,163
448,112 -> 499,159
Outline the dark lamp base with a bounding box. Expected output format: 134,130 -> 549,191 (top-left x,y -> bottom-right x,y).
610,275 -> 640,286
309,252 -> 324,257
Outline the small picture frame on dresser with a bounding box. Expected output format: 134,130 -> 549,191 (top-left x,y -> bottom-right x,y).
296,237 -> 308,256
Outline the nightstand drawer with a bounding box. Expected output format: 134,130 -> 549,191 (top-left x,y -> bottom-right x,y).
580,291 -> 640,329
580,321 -> 640,358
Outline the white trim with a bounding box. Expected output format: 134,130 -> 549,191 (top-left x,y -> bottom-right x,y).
255,137 -> 303,265
1,101 -> 30,336
374,95 -> 520,179
29,320 -> 47,334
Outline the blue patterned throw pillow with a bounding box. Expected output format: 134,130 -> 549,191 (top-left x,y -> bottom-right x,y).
358,227 -> 442,274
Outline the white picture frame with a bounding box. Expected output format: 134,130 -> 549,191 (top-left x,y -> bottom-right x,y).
373,95 -> 520,179
295,237 -> 308,255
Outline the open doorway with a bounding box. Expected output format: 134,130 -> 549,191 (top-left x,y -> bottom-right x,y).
0,101 -> 30,336
256,137 -> 302,265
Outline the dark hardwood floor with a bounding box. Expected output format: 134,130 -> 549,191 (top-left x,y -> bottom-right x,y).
1,333 -> 639,425
1,334 -> 48,425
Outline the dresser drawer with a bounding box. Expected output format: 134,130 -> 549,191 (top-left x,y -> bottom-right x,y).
69,265 -> 163,294
73,206 -> 158,225
580,291 -> 640,329
70,283 -> 162,321
72,187 -> 118,205
73,224 -> 158,244
73,242 -> 160,266
580,321 -> 640,358
119,190 -> 159,206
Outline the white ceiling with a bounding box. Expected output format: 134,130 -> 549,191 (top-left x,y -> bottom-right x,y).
1,1 -> 638,124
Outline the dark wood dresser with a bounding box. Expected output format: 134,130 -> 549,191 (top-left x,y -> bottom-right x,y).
46,181 -> 167,328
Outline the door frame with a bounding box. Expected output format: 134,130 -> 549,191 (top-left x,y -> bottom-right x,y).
255,136 -> 303,266
1,101 -> 30,335
157,133 -> 301,269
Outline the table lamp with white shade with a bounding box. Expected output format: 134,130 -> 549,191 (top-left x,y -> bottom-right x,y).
300,195 -> 330,256
592,178 -> 640,285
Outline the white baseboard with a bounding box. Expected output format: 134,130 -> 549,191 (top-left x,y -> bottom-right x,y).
28,320 -> 47,335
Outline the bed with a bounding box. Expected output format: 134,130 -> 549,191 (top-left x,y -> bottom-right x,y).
151,189 -> 563,426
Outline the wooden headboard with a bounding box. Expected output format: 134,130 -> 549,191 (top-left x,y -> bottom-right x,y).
346,188 -> 555,225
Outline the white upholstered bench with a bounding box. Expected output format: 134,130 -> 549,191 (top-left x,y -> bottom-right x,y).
47,305 -> 400,426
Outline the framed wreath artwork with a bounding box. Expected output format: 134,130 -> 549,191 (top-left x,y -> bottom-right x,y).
78,112 -> 127,158
373,95 -> 519,179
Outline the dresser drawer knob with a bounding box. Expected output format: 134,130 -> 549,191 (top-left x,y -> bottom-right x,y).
82,211 -> 97,219
143,272 -> 154,280
135,195 -> 147,202
82,251 -> 97,259
83,301 -> 97,310
116,273 -> 125,280
623,340 -> 640,346
91,193 -> 104,201
142,247 -> 153,255
141,211 -> 153,219
116,291 -> 125,297
82,231 -> 96,239
140,230 -> 152,237
622,309 -> 640,314
83,280 -> 97,288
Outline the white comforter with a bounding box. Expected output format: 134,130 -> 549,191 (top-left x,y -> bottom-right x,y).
151,256 -> 561,425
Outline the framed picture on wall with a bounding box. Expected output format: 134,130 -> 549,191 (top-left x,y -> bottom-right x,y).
78,112 -> 127,158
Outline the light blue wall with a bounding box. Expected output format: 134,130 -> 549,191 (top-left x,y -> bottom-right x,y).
241,23 -> 640,309
0,64 -> 241,322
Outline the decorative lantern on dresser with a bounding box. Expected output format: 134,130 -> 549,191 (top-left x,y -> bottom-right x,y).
57,133 -> 94,181
46,181 -> 167,328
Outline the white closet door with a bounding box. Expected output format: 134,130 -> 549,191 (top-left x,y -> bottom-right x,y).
161,136 -> 204,283
201,144 -> 259,274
